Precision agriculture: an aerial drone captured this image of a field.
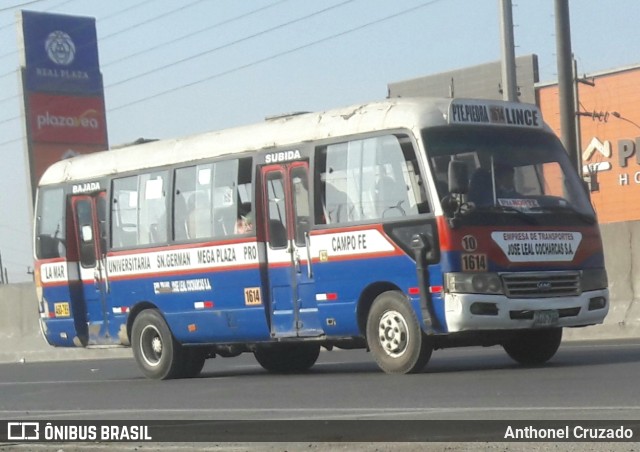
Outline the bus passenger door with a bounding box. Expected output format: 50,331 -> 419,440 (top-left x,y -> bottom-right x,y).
70,192 -> 111,344
261,162 -> 324,338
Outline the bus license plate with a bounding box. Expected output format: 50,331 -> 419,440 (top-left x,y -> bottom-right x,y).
533,310 -> 559,327
54,302 -> 70,317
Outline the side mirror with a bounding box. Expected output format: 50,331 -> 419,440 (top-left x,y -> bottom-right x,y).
448,160 -> 469,195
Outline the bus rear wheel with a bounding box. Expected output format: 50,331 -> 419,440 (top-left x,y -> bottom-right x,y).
180,348 -> 207,378
502,327 -> 563,366
254,343 -> 320,373
366,291 -> 432,374
132,309 -> 185,380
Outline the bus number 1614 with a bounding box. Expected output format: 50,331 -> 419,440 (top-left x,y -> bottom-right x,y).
462,254 -> 487,271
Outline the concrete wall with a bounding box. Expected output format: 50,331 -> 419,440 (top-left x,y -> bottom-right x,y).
1,222 -> 639,362
0,282 -> 129,363
564,221 -> 640,340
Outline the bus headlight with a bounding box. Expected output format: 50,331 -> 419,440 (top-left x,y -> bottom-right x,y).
581,268 -> 608,292
444,272 -> 504,294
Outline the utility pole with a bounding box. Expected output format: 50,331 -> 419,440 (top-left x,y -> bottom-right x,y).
499,0 -> 518,101
555,0 -> 580,173
0,251 -> 5,284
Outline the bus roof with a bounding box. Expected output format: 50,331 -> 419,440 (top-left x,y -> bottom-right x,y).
38,97 -> 544,186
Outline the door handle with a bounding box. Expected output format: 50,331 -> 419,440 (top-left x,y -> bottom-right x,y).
294,249 -> 301,274
304,231 -> 313,278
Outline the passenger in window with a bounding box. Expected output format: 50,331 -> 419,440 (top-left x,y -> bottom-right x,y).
235,210 -> 253,234
235,202 -> 253,234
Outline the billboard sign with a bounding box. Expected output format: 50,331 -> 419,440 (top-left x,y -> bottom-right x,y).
28,93 -> 107,145
30,143 -> 106,186
20,11 -> 103,94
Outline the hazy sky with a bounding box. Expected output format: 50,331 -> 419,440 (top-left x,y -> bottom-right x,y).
1,0 -> 639,282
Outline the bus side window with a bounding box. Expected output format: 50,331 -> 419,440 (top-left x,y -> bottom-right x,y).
112,176 -> 138,249
315,134 -> 429,224
35,187 -> 66,259
291,166 -> 310,245
266,171 -> 288,248
140,172 -> 168,245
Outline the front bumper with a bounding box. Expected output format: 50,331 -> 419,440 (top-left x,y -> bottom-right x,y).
443,289 -> 609,332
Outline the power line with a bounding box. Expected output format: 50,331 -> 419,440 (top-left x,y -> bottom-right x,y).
111,0 -> 445,112
100,0 -> 208,41
108,0 -> 355,89
0,0 -> 325,125
0,0 -> 287,86
1,0 -> 445,147
0,0 -> 212,106
0,116 -> 20,127
98,0 -> 157,22
0,0 -> 195,115
0,223 -> 31,237
104,0 -> 289,68
0,136 -> 23,148
0,0 -> 45,13
0,0 -> 166,66
0,0 -> 76,34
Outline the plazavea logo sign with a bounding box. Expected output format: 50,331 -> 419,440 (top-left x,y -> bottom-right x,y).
29,93 -> 107,145
20,11 -> 103,94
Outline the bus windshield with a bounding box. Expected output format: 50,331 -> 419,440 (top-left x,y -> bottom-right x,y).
424,126 -> 595,221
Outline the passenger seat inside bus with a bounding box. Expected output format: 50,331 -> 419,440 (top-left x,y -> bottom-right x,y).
37,235 -> 59,258
187,192 -> 211,238
174,194 -> 189,241
468,168 -> 493,206
269,219 -> 287,248
213,206 -> 236,236
373,174 -> 407,217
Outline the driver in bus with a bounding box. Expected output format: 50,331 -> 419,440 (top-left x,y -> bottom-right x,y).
495,163 -> 519,198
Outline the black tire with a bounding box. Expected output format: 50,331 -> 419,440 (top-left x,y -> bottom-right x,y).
254,343 -> 320,373
131,309 -> 185,380
503,328 -> 563,366
180,348 -> 207,378
366,291 -> 432,374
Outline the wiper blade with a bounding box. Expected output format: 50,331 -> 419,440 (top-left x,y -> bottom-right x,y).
528,205 -> 596,224
473,205 -> 539,224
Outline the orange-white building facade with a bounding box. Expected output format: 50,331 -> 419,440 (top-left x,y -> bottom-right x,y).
537,64 -> 640,224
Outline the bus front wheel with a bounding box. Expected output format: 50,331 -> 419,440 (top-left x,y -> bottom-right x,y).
131,309 -> 185,380
366,291 -> 433,374
502,327 -> 563,366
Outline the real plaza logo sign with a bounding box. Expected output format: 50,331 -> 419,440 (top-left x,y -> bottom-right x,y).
45,30 -> 76,66
20,11 -> 103,94
582,135 -> 640,186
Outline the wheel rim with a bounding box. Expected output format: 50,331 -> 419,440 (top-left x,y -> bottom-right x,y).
139,324 -> 163,367
378,310 -> 410,358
